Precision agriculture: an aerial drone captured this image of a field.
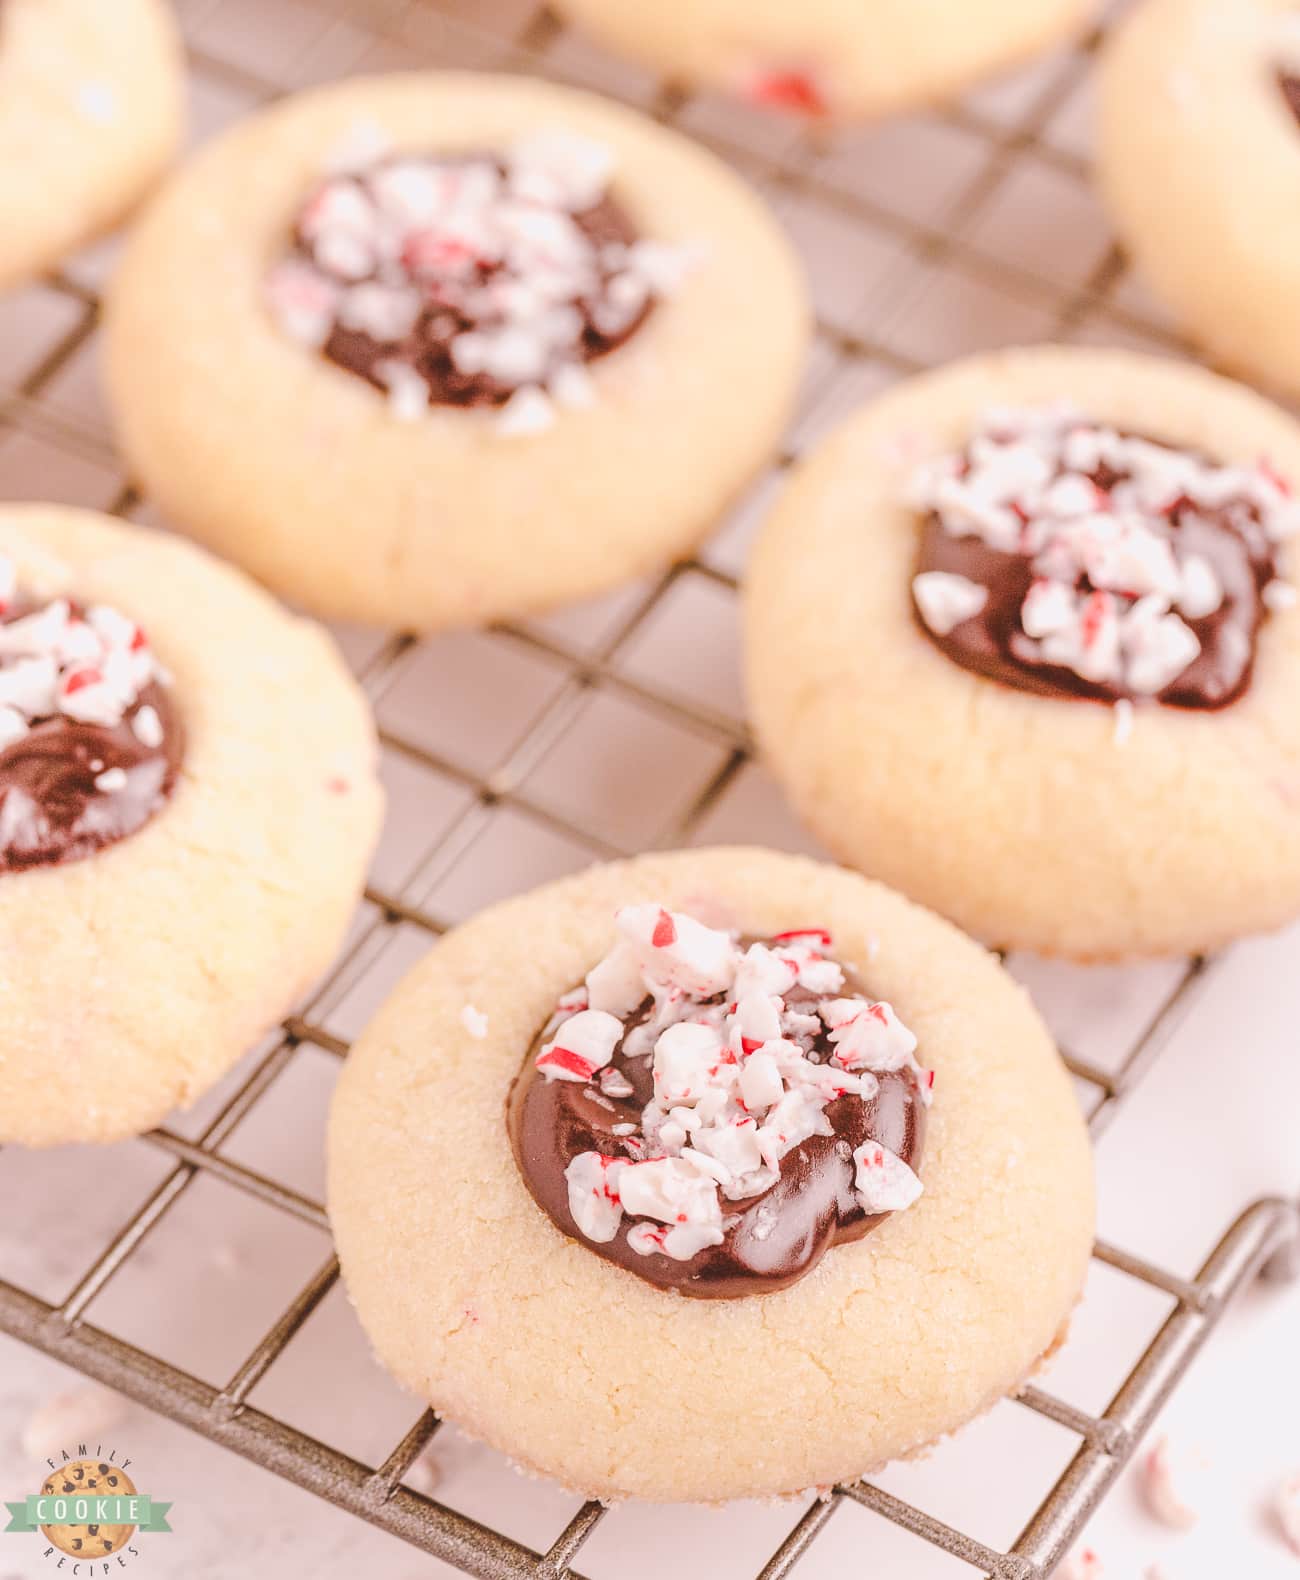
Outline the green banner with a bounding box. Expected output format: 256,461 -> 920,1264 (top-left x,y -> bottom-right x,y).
4,1494 -> 172,1533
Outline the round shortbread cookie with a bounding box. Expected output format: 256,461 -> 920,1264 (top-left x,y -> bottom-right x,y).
744,345 -> 1300,961
0,507 -> 383,1146
0,0 -> 183,290
327,847 -> 1093,1503
102,72 -> 810,632
1098,0 -> 1300,397
550,0 -> 1094,119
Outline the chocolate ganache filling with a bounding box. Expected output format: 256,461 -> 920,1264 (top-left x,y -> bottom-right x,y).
909,407 -> 1298,710
1280,70 -> 1300,126
266,132 -> 689,429
0,563 -> 181,872
508,904 -> 929,1298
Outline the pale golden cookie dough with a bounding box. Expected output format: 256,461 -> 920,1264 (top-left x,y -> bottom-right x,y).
102,72 -> 810,632
0,0 -> 183,290
745,346 -> 1300,962
328,847 -> 1093,1503
551,0 -> 1094,119
1099,0 -> 1300,396
0,507 -> 383,1147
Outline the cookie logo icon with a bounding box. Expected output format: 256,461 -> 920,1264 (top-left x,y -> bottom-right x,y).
4,1438 -> 171,1567
39,1460 -> 138,1558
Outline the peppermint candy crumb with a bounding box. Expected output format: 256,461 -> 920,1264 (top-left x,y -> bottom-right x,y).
270,131 -> 693,428
460,1004 -> 489,1040
132,704 -> 164,748
94,767 -> 128,793
910,408 -> 1296,701
1140,1434 -> 1200,1531
1057,1548 -> 1104,1580
852,1140 -> 923,1213
496,385 -> 554,439
21,1385 -> 126,1461
913,571 -> 988,637
740,66 -> 830,116
542,903 -> 927,1261
536,1008 -> 623,1082
1275,1471 -> 1300,1555
0,560 -> 167,761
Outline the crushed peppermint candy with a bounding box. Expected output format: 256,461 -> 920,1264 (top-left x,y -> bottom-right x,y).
909,407 -> 1297,711
21,1385 -> 127,1460
1275,1471 -> 1300,1555
1139,1434 -> 1201,1531
460,1004 -> 489,1040
739,65 -> 830,116
0,554 -> 179,871
0,562 -> 167,745
513,903 -> 928,1295
1056,1548 -> 1104,1580
266,130 -> 692,435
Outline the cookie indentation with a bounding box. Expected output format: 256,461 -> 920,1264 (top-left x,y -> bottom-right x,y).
266,132 -> 691,432
508,904 -> 929,1298
0,556 -> 183,871
909,407 -> 1298,709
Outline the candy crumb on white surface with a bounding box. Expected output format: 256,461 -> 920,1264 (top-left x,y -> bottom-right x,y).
1274,1472 -> 1300,1555
21,1384 -> 128,1460
1056,1546 -> 1104,1579
403,1449 -> 443,1497
1140,1434 -> 1200,1531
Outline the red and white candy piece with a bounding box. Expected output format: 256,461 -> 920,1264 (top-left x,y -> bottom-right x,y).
822,997 -> 918,1072
535,1008 -> 623,1082
739,65 -> 830,116
910,408 -> 1296,698
0,562 -> 165,755
913,571 -> 989,637
564,1152 -> 626,1243
546,903 -> 927,1258
586,939 -> 648,1016
616,903 -> 736,998
756,1086 -> 833,1170
738,1049 -> 784,1114
1274,1471 -> 1300,1556
1056,1549 -> 1103,1580
852,1140 -> 923,1214
617,1155 -> 722,1230
652,1020 -> 728,1108
269,135 -> 693,425
1139,1435 -> 1199,1531
509,129 -> 616,213
132,704 -> 164,749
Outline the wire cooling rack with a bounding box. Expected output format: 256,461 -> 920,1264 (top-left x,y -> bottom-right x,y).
1,0 -> 1299,1575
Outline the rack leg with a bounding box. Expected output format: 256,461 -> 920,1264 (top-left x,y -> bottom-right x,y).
1262,1201 -> 1300,1284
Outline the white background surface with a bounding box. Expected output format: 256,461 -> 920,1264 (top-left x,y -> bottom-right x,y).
0,0 -> 1298,1576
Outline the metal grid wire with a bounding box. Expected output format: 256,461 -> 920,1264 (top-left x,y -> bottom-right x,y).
1,0 -> 1299,1575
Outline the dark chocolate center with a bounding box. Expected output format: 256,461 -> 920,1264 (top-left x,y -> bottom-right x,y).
0,601 -> 182,873
508,946 -> 926,1299
914,433 -> 1280,709
282,153 -> 653,410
